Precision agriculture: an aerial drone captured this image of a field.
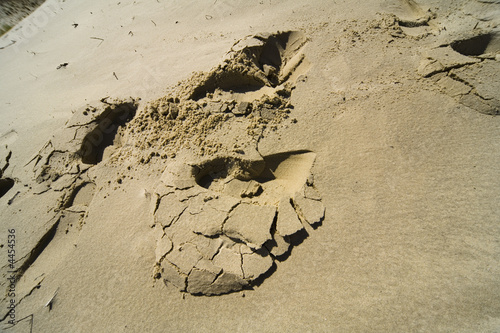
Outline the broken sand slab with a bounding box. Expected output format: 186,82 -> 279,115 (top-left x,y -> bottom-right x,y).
152,150 -> 325,295
418,30 -> 500,115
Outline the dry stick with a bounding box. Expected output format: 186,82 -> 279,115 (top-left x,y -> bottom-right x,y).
113,72 -> 119,80
151,20 -> 157,26
45,288 -> 59,311
90,36 -> 104,46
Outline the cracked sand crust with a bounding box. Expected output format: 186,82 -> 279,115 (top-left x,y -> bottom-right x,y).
418,31 -> 500,115
153,150 -> 325,295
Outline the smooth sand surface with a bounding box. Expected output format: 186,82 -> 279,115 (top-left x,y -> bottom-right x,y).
1,0 -> 500,332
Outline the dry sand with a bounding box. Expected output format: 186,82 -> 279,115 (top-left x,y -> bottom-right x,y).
1,0 -> 500,332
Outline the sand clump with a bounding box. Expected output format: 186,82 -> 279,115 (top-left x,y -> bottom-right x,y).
152,151 -> 324,295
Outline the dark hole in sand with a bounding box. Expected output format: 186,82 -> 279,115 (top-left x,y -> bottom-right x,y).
189,71 -> 266,101
0,178 -> 14,198
451,33 -> 494,56
188,31 -> 303,100
194,150 -> 313,190
194,157 -> 245,189
78,102 -> 137,164
197,174 -> 217,189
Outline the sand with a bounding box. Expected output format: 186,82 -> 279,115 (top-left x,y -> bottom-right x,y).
1,0 -> 500,332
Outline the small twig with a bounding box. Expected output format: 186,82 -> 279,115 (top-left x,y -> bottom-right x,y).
473,22 -> 479,30
90,37 -> 104,46
151,20 -> 157,26
45,288 -> 59,311
113,72 -> 119,80
128,31 -> 134,36
8,191 -> 20,205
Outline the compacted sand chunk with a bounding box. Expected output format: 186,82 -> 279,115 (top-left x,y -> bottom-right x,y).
153,150 -> 325,296
223,203 -> 277,250
276,197 -> 304,236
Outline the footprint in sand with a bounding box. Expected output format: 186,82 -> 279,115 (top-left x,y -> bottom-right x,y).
131,30 -> 324,296
152,150 -> 325,295
30,97 -> 138,185
22,30 -> 322,296
384,0 -> 437,37
418,30 -> 500,115
12,98 -> 137,281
